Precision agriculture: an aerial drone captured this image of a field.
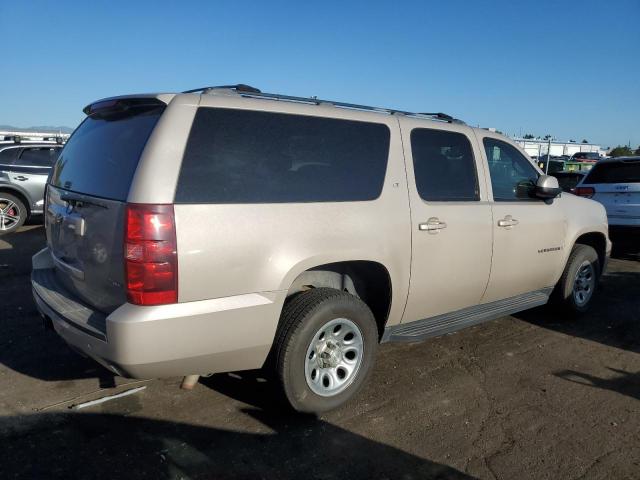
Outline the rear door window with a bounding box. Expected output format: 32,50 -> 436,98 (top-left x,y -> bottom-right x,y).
50,106 -> 164,201
410,128 -> 479,201
175,108 -> 391,203
584,161 -> 640,183
16,147 -> 60,167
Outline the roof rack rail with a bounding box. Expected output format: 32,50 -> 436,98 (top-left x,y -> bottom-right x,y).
185,84 -> 465,124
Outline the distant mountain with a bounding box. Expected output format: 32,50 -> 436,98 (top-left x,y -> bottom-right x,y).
0,125 -> 74,134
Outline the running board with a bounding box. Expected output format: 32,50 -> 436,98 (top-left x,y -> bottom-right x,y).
382,288 -> 552,343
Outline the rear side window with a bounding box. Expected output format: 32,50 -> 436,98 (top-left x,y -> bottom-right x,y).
175,108 -> 390,203
16,147 -> 60,167
50,106 -> 164,201
584,161 -> 640,183
410,128 -> 479,201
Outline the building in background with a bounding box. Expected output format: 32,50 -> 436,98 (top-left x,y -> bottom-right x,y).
512,138 -> 604,158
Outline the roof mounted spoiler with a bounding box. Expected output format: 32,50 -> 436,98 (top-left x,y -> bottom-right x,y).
83,96 -> 167,116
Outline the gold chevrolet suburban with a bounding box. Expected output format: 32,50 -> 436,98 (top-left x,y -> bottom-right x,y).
32,85 -> 610,413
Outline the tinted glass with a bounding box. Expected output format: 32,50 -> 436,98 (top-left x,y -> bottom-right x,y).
410,128 -> 479,201
51,106 -> 164,201
554,173 -> 584,192
483,138 -> 539,201
584,161 -> 640,184
574,152 -> 599,160
0,147 -> 18,165
176,108 -> 390,203
16,147 -> 59,167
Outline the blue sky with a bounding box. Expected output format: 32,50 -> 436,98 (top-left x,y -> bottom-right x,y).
1,0 -> 638,148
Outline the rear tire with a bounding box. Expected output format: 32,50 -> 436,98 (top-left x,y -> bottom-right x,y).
274,288 -> 378,413
551,244 -> 600,316
0,193 -> 27,236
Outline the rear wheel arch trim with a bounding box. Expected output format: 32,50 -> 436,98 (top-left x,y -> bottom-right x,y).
283,260 -> 394,337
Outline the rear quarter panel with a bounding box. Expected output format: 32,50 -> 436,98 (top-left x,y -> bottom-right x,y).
136,95 -> 412,328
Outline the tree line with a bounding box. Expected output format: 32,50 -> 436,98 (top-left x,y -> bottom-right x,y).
609,146 -> 640,157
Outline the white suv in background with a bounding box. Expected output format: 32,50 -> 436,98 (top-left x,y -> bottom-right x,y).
576,156 -> 640,249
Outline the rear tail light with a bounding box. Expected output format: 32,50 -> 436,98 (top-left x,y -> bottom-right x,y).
575,187 -> 595,198
124,204 -> 178,306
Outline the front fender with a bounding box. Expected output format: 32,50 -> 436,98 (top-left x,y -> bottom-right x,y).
554,194 -> 610,283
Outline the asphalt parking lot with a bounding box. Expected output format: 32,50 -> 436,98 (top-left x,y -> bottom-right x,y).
1,225 -> 638,480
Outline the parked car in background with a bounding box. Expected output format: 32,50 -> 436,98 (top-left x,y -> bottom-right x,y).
570,152 -> 600,163
32,85 -> 610,413
575,156 -> 640,249
552,171 -> 586,193
0,143 -> 62,235
537,157 -> 565,173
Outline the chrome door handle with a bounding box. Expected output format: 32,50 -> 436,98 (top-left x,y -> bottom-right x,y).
13,176 -> 28,181
419,217 -> 447,233
498,215 -> 519,228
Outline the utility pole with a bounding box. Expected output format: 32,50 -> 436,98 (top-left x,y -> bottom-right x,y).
545,137 -> 551,174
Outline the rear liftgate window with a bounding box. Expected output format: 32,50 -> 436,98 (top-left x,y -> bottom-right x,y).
175,108 -> 391,203
584,162 -> 640,184
50,105 -> 164,201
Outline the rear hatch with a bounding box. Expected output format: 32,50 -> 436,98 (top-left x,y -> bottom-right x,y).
583,159 -> 640,222
46,99 -> 166,313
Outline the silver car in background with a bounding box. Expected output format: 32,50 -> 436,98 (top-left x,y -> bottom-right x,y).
0,143 -> 62,234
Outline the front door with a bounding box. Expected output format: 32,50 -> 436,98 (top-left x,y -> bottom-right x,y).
477,134 -> 566,303
401,122 -> 493,323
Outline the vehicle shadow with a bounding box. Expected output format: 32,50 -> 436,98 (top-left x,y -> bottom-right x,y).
611,248 -> 640,262
515,251 -> 640,400
201,369 -> 291,412
0,225 -> 107,382
513,267 -> 640,356
0,411 -> 476,479
554,367 -> 640,402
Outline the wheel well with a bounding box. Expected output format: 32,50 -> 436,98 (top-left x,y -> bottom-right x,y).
287,261 -> 392,339
0,187 -> 31,217
574,232 -> 606,274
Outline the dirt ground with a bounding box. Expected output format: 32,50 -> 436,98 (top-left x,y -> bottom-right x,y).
1,225 -> 638,480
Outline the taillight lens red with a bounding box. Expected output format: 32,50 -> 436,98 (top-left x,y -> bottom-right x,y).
124,204 -> 177,306
574,187 -> 595,198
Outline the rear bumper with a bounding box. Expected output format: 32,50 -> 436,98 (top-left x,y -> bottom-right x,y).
32,248 -> 285,378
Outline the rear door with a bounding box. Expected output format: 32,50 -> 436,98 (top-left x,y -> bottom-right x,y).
11,147 -> 60,208
582,160 -> 640,226
46,102 -> 165,313
0,146 -> 21,187
400,120 -> 493,322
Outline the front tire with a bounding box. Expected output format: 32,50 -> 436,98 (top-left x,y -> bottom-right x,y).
552,244 -> 600,315
0,193 -> 27,236
274,288 -> 378,413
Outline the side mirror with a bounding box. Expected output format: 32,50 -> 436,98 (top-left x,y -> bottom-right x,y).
535,175 -> 562,199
